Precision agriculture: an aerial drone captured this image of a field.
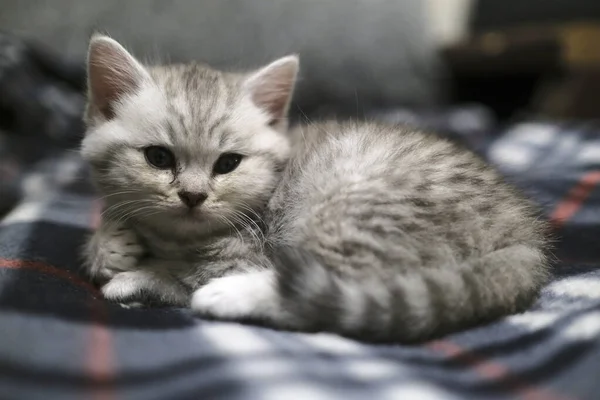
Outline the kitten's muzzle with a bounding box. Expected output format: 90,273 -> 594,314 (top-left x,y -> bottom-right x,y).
178,191 -> 208,208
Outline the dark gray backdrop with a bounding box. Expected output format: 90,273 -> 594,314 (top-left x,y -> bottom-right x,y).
0,0 -> 442,119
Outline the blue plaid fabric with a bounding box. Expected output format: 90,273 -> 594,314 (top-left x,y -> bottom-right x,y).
1,32 -> 599,400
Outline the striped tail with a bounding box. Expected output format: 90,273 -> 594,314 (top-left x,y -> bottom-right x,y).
271,244 -> 549,343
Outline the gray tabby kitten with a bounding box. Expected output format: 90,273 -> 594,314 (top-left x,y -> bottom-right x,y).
82,34 -> 290,307
82,35 -> 550,342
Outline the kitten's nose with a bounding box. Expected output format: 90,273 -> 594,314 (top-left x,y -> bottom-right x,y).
178,191 -> 208,208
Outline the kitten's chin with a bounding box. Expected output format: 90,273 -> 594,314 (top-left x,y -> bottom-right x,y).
173,206 -> 213,222
137,204 -> 205,223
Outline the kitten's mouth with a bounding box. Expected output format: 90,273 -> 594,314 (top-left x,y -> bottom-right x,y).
177,206 -> 205,219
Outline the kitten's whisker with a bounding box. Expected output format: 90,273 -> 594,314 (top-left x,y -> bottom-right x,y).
235,202 -> 267,229
133,208 -> 163,221
101,199 -> 141,218
232,206 -> 261,227
98,190 -> 143,200
232,209 -> 265,244
104,199 -> 160,225
217,215 -> 245,248
237,202 -> 267,224
229,212 -> 264,250
127,205 -> 162,221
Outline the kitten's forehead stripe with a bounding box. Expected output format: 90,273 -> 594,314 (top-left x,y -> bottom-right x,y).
209,115 -> 229,144
148,63 -> 242,144
165,120 -> 179,143
177,110 -> 189,139
164,103 -> 187,142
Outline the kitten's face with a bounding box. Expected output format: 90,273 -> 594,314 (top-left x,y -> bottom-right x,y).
81,36 -> 298,230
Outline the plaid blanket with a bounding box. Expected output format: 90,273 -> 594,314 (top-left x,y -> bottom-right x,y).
1,32 -> 600,400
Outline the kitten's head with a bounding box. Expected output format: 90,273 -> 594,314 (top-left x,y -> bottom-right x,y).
81,35 -> 298,231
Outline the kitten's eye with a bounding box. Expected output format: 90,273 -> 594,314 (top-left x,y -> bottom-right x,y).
213,153 -> 243,175
144,146 -> 176,169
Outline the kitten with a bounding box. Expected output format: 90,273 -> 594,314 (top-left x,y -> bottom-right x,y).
82,34 -> 295,306
82,35 -> 551,342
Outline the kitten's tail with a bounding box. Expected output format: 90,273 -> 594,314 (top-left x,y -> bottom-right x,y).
271,244 -> 548,343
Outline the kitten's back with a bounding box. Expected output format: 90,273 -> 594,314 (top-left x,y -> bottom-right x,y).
267,121 -> 550,342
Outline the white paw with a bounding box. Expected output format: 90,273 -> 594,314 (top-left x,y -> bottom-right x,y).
101,269 -> 189,307
101,271 -> 146,301
191,270 -> 278,320
119,302 -> 146,309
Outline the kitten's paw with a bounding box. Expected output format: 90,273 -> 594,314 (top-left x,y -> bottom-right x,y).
119,301 -> 147,309
101,271 -> 146,301
191,270 -> 278,320
101,270 -> 189,307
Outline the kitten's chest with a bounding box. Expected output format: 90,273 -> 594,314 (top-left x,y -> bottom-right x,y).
134,225 -> 259,262
144,235 -> 199,260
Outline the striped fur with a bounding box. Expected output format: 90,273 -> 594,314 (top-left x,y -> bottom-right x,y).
261,122 -> 551,342
82,36 -> 551,342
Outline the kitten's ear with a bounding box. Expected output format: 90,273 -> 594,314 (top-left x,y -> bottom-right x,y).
244,55 -> 299,129
86,34 -> 150,122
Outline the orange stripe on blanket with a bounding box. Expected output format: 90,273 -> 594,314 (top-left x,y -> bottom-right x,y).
428,340 -> 573,400
86,198 -> 114,400
550,171 -> 600,228
0,258 -> 98,294
87,303 -> 113,400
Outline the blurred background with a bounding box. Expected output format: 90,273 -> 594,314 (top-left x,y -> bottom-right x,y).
3,0 -> 600,127
3,0 -> 600,122
2,0 -> 600,217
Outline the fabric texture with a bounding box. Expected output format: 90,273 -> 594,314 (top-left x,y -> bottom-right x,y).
1,32 -> 600,400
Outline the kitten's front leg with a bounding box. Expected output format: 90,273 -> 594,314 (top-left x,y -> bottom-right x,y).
83,221 -> 145,285
101,260 -> 191,308
191,269 -> 287,324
